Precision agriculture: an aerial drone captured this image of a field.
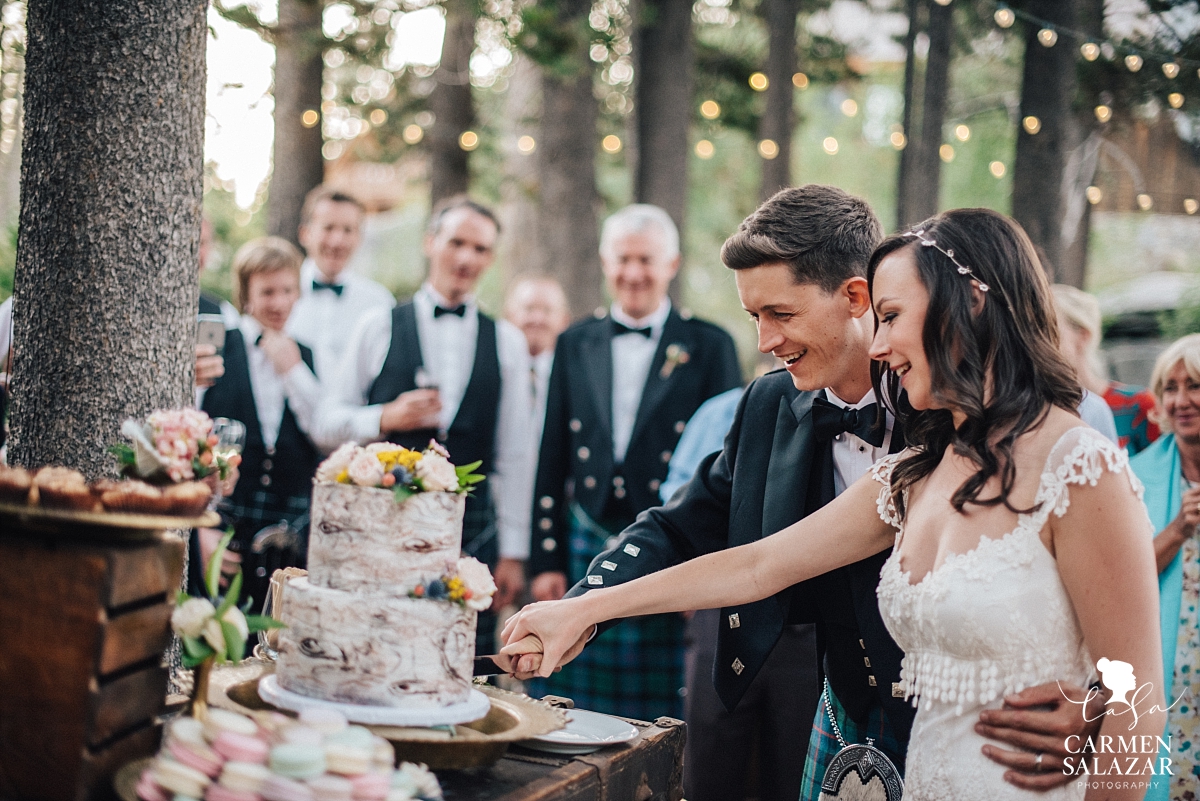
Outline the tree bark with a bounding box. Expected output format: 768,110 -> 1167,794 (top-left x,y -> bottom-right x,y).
8,0 -> 205,477
895,0 -> 920,229
1012,0 -> 1078,281
757,0 -> 800,200
496,55 -> 542,283
268,0 -> 325,245
536,0 -> 602,317
900,0 -> 952,228
429,0 -> 475,204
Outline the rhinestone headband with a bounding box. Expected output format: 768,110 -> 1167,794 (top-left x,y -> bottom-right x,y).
902,229 -> 989,293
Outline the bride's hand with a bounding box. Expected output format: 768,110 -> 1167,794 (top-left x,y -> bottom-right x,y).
500,598 -> 594,678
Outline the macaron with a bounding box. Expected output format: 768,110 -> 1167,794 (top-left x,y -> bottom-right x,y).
212,731 -> 269,765
260,776 -> 315,801
269,744 -> 326,780
279,726 -> 324,747
383,791 -> 412,801
152,758 -> 211,798
369,738 -> 393,772
135,769 -> 170,801
324,743 -> 372,777
348,772 -> 389,801
203,709 -> 259,743
168,739 -> 226,778
325,727 -> 373,749
204,784 -> 260,801
219,762 -> 272,794
307,775 -> 353,801
298,708 -> 347,734
169,718 -> 209,747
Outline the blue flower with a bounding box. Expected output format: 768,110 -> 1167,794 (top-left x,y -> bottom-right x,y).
426,579 -> 448,600
391,466 -> 413,485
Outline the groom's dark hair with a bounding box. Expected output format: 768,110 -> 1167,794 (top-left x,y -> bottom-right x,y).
720,184 -> 882,293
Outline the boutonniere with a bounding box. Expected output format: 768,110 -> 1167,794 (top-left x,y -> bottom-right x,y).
661,343 -> 690,379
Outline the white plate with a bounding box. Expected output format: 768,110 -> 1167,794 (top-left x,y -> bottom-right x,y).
520,709 -> 640,755
257,674 -> 490,726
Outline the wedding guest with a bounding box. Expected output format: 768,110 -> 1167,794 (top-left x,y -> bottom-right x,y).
504,276 -> 571,446
527,203 -> 742,721
1053,283 -> 1159,455
1130,333 -> 1200,801
316,196 -> 533,654
197,237 -> 323,611
287,186 -> 395,379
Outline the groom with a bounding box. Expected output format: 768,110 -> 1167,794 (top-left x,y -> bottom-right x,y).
512,185 -> 1098,797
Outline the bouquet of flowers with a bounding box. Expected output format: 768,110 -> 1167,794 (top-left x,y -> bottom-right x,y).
111,408 -> 240,485
408,556 -> 497,611
171,529 -> 284,666
315,440 -> 485,503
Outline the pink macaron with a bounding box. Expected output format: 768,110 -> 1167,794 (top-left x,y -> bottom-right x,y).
135,769 -> 169,801
261,775 -> 315,801
349,772 -> 389,801
212,731 -> 270,765
169,738 -> 226,778
205,783 -> 261,801
307,775 -> 353,801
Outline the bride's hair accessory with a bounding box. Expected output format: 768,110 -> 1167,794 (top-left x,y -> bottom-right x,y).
902,229 -> 989,293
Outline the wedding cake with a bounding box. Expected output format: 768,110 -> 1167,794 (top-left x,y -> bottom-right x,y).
275,442 -> 495,709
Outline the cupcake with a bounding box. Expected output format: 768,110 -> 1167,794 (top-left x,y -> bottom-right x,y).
163,481 -> 212,516
99,480 -> 172,515
0,465 -> 32,504
34,466 -> 96,511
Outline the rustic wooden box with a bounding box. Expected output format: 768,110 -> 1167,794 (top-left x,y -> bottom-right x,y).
0,528 -> 183,801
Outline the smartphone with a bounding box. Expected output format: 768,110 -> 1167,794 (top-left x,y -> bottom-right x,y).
197,314 -> 227,356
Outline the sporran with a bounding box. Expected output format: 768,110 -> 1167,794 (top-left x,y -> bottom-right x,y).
818,680 -> 904,801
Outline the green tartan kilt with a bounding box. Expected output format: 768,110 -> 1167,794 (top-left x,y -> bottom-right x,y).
527,503 -> 685,721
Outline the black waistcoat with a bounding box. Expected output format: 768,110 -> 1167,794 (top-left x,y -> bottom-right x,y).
365,302 -> 501,476
199,292 -> 224,317
200,329 -> 321,509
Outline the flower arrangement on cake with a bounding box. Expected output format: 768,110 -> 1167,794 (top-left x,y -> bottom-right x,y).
407,557 -> 497,611
314,441 -> 484,502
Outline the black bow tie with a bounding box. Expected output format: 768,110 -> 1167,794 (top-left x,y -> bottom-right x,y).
812,397 -> 885,447
612,320 -> 653,338
312,280 -> 344,296
434,304 -> 467,318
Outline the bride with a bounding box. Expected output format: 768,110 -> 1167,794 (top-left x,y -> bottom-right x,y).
502,209 -> 1164,801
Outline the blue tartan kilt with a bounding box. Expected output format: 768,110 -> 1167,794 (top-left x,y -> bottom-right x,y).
799,684 -> 907,801
525,504 -> 685,721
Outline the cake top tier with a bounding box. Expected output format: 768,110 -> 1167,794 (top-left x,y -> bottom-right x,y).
315,440 -> 484,499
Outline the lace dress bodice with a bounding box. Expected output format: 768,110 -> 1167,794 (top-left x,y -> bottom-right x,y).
872,426 -> 1145,800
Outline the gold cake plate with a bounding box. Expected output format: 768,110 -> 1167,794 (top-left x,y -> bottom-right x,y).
213,659 -> 568,770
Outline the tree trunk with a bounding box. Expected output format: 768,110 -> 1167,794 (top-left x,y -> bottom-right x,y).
536,0 -> 602,317
429,0 -> 475,203
1012,0 -> 1078,281
757,0 -> 800,200
496,55 -> 542,284
8,0 -> 205,477
901,0 -> 952,228
895,0 -> 920,229
268,0 -> 325,246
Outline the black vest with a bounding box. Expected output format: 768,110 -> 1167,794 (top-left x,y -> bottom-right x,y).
199,292 -> 224,317
365,302 -> 501,475
200,329 -> 321,510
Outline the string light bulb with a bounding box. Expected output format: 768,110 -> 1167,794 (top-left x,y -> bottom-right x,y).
989,161 -> 1006,178
890,131 -> 907,149
1094,105 -> 1112,123
1081,42 -> 1100,61
1023,115 -> 1042,134
1164,62 -> 1180,79
695,139 -> 715,159
403,124 -> 424,144
792,73 -> 809,89
301,110 -> 319,128
759,139 -> 779,159
1169,93 -> 1185,109
458,131 -> 479,151
1038,28 -> 1058,47
1086,186 -> 1102,205
1125,54 -> 1143,72
994,7 -> 1015,28
602,135 -> 622,153
517,135 -> 536,154
1185,199 -> 1198,215
1137,193 -> 1153,211
841,99 -> 858,117
822,137 -> 839,155
939,144 -> 955,162
955,124 -> 970,142
749,72 -> 768,91
700,100 -> 720,120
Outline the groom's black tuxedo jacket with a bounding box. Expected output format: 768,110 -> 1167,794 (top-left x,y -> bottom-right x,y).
565,369 -> 916,742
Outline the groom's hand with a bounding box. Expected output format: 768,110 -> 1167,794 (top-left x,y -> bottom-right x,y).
507,624 -> 595,680
975,681 -> 1103,790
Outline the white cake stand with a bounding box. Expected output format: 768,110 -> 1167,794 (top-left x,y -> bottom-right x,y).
257,675 -> 491,727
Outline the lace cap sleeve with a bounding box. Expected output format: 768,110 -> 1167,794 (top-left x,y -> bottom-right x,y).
869,451 -> 908,529
1039,426 -> 1146,521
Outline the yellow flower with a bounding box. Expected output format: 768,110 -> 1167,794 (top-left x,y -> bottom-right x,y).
447,576 -> 465,601
336,468 -> 350,483
397,450 -> 422,469
374,449 -> 405,469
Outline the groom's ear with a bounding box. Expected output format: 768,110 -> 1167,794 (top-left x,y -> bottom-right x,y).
843,276 -> 872,319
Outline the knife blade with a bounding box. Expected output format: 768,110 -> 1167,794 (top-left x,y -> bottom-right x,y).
473,654 -> 511,676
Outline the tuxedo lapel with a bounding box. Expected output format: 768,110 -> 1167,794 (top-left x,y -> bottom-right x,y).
580,323 -> 613,437
629,310 -> 687,446
759,390 -> 818,540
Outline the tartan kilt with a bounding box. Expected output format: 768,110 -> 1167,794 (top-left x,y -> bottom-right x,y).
799,684 -> 906,801
526,503 -> 685,721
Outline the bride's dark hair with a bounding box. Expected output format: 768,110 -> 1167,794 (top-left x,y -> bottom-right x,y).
868,208 -> 1081,518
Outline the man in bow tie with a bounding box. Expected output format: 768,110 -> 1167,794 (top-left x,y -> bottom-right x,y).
513,186 -> 1099,800
287,186 -> 395,380
316,196 -> 534,654
526,203 -> 741,722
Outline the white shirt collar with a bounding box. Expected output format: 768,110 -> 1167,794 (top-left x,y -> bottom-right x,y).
824,387 -> 877,410
238,314 -> 265,346
610,298 -> 671,334
418,282 -> 475,313
301,257 -> 349,287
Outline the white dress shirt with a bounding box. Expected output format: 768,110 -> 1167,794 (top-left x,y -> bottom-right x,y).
287,258 -> 396,380
824,387 -> 895,496
315,284 -> 534,560
610,299 -> 671,463
237,316 -> 322,449
531,349 -> 554,448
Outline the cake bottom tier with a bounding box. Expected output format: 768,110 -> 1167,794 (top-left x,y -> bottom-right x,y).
276,577 -> 476,708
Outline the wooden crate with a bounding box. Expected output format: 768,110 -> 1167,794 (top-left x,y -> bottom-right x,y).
0,529 -> 183,801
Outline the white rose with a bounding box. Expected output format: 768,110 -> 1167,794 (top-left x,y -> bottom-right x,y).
455,556 -> 496,612
394,763 -> 441,800
171,597 -> 215,639
365,441 -> 396,454
414,453 -> 458,493
348,450 -> 385,487
316,442 -> 359,483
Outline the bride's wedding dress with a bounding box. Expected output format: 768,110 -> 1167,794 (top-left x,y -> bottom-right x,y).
872,426 -> 1145,800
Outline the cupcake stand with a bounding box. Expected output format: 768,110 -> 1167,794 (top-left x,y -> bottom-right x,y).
0,501 -> 216,801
